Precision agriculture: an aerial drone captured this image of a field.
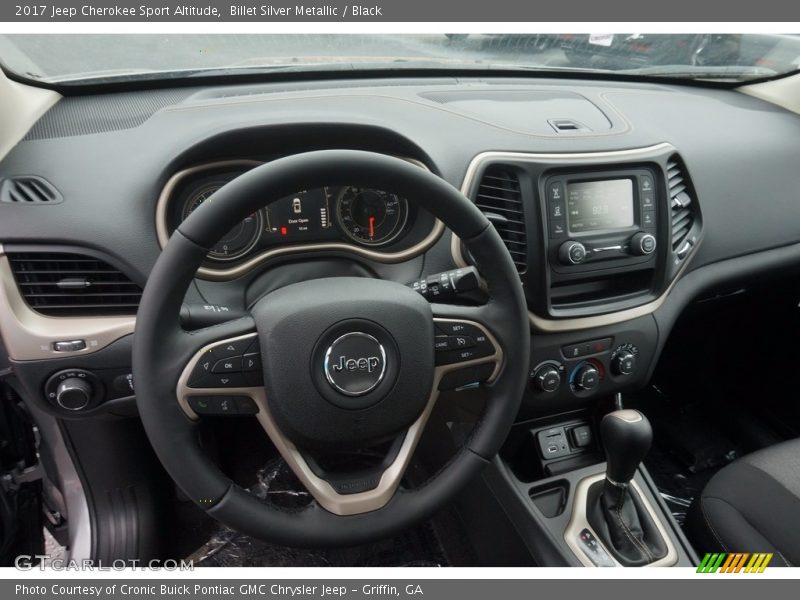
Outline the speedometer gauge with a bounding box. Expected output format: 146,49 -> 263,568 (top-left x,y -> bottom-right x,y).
183,184 -> 263,261
336,188 -> 409,247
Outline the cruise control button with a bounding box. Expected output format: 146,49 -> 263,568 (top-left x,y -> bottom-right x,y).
436,321 -> 472,336
242,353 -> 261,371
188,373 -> 246,389
434,336 -> 450,351
212,357 -> 243,373
448,335 -> 475,350
211,338 -> 254,360
435,346 -> 490,365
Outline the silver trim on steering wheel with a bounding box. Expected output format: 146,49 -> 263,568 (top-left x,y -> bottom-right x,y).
175,318 -> 502,516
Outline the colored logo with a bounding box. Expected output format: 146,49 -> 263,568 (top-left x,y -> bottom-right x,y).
697,552 -> 773,573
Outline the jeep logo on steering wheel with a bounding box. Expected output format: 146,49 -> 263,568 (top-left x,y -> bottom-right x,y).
324,332 -> 387,396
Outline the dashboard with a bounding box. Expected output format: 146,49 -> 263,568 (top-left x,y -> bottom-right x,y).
2,75 -> 800,422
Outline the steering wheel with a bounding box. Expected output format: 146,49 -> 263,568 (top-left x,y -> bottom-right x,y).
133,150 -> 529,547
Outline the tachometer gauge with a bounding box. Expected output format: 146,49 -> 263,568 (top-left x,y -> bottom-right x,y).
336,188 -> 409,247
183,184 -> 263,261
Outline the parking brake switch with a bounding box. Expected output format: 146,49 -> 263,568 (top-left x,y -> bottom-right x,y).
409,266 -> 480,301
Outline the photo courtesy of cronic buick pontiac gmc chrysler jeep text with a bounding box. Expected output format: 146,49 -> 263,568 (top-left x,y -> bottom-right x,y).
0,33 -> 799,568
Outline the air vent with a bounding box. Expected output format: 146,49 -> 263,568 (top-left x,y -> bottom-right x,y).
474,166 -> 527,274
7,252 -> 142,316
0,176 -> 62,204
667,157 -> 698,259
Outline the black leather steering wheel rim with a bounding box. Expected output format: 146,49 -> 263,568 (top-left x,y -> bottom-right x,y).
133,150 -> 529,546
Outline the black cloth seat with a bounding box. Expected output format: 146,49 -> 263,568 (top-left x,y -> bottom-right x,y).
687,438 -> 800,567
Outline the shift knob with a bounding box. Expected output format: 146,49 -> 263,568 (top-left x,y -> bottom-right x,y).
600,409 -> 652,485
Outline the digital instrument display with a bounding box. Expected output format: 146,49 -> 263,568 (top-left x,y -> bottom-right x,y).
567,179 -> 634,233
264,188 -> 333,240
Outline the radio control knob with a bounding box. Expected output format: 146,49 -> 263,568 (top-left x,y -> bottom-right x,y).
631,232 -> 657,256
55,377 -> 93,411
559,241 -> 587,265
572,363 -> 600,392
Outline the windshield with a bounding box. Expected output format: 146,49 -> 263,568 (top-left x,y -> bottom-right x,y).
1,33 -> 799,85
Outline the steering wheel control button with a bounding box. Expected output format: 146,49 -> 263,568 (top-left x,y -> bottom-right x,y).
242,353 -> 261,371
52,339 -> 87,352
189,395 -> 238,416
235,396 -> 260,414
447,335 -> 476,350
211,338 -> 253,360
434,336 -> 450,351
189,373 -> 246,389
212,357 -> 242,373
434,321 -> 495,365
324,332 -> 387,397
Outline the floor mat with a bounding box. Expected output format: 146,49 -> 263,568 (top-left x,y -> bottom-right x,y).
186,459 -> 449,567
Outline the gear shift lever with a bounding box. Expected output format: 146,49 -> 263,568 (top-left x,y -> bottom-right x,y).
600,409 -> 652,486
586,409 -> 667,566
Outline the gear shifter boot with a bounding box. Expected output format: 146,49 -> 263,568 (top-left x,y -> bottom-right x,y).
587,480 -> 668,566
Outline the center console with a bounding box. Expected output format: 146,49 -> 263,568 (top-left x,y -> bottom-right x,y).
451,144 -> 703,567
455,143 -> 703,415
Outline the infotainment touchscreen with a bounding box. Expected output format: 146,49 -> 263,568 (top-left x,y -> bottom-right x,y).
567,179 -> 634,233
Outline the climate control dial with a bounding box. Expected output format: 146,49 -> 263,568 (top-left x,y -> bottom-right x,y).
611,344 -> 639,376
531,364 -> 562,394
572,362 -> 600,392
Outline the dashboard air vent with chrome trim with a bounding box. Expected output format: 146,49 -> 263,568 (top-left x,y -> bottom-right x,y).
474,166 -> 527,274
7,252 -> 142,317
667,156 -> 699,261
0,176 -> 62,204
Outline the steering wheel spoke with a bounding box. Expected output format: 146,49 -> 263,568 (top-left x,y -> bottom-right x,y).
431,303 -> 504,392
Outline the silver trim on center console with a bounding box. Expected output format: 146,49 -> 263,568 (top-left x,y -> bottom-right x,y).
452,143 -> 701,333
563,472 -> 678,567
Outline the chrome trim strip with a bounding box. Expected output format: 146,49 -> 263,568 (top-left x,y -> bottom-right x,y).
176,319 -> 502,516
156,158 -> 445,281
0,246 -> 135,361
453,144 -> 702,333
564,472 -> 678,568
